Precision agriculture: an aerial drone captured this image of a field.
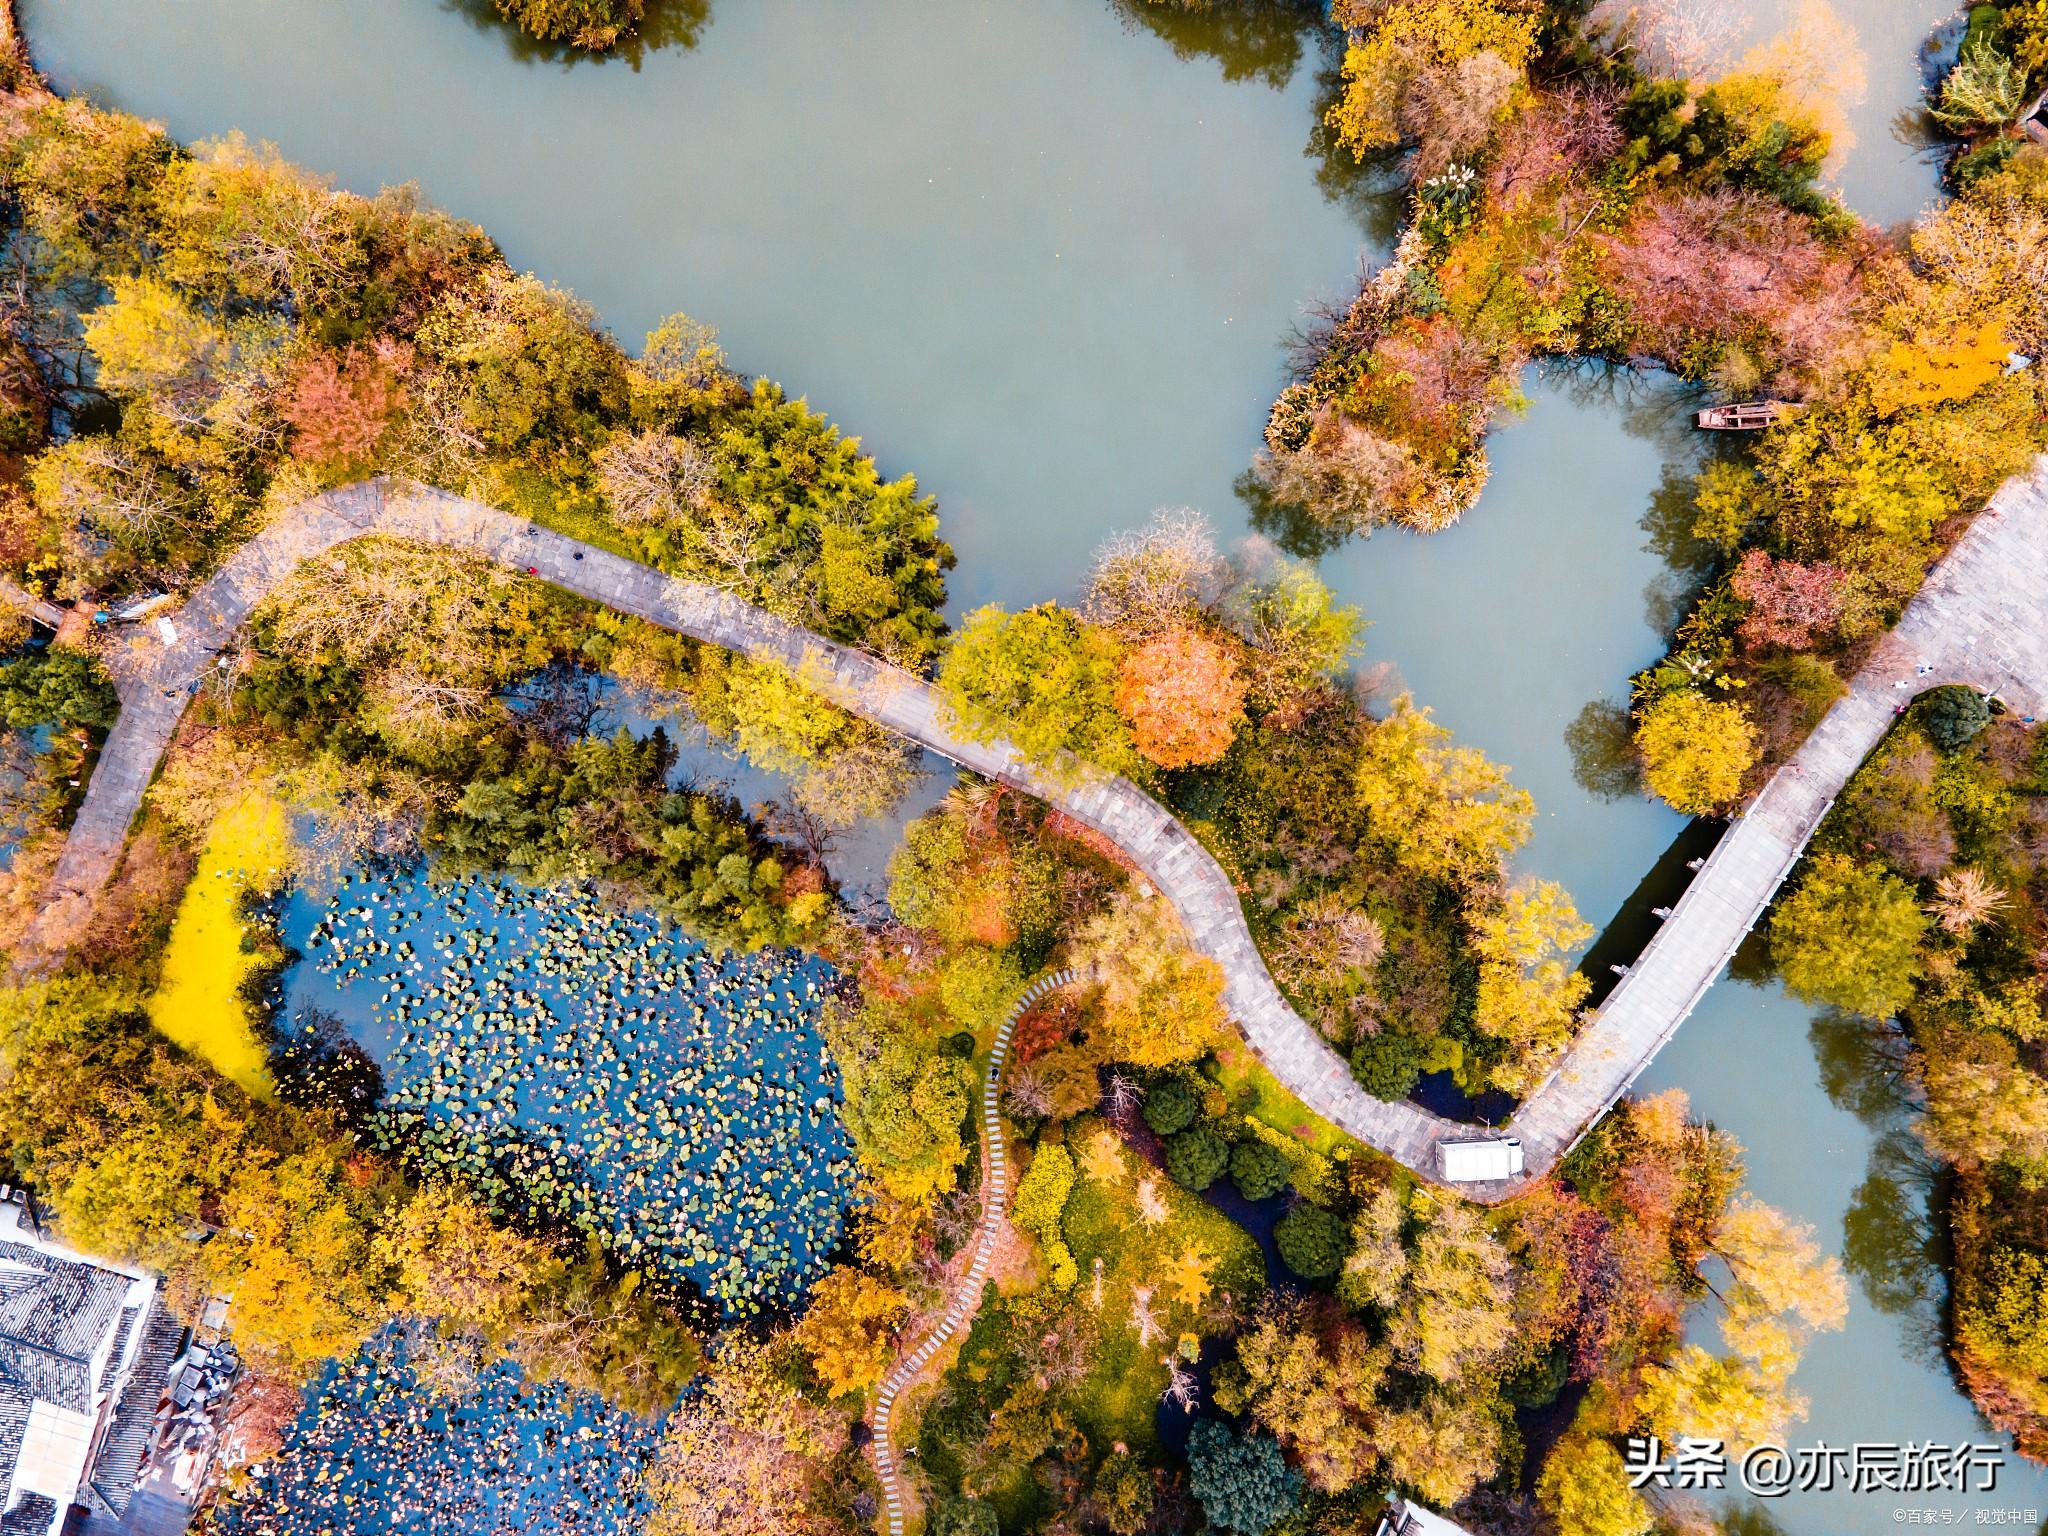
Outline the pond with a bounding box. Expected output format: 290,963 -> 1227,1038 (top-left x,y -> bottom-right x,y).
22,0 -> 2037,1526
281,869 -> 857,1318
212,1325 -> 662,1536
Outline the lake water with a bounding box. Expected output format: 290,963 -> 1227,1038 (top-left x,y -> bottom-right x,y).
25,0 -> 2039,1525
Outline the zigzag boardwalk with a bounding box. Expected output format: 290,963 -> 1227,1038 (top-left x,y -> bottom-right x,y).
866,969 -> 1074,1536
18,462 -> 2048,1198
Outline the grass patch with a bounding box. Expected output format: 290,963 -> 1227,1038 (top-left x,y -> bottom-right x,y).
1058,1115 -> 1264,1453
1209,1042 -> 1362,1161
148,793 -> 291,1097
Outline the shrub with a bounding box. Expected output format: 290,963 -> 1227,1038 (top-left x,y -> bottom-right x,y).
1274,1203 -> 1348,1279
1014,1144 -> 1079,1288
1351,1028 -> 1426,1102
1164,1125 -> 1230,1191
1229,1140 -> 1291,1201
1922,685 -> 1995,752
1141,1077 -> 1199,1136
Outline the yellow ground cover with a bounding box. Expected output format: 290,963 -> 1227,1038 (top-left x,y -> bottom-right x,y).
148,793 -> 292,1097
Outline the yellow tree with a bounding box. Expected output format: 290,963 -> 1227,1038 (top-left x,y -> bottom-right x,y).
1354,694 -> 1533,885
1073,887 -> 1227,1069
1469,878 -> 1593,1089
377,1184 -> 546,1334
1635,690 -> 1757,814
1218,1300 -> 1388,1494
1536,1435 -> 1655,1536
792,1266 -> 908,1397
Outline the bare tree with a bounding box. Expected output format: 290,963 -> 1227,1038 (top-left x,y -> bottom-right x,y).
1084,507 -> 1224,638
594,428 -> 715,530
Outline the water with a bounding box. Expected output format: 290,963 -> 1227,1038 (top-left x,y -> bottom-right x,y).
20,0 -> 2024,1525
212,1326 -> 662,1536
284,871 -> 858,1317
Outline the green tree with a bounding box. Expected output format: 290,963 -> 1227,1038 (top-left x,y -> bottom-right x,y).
0,649 -> 120,730
1229,1140 -> 1291,1201
1142,1077 -> 1199,1136
1165,1125 -> 1230,1192
937,603 -> 1135,775
1185,1419 -> 1303,1536
1921,685 -> 1994,751
1275,1203 -> 1347,1279
1769,853 -> 1926,1018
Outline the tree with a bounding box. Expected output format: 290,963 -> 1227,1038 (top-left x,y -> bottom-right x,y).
494,0 -> 645,49
1085,507 -> 1222,638
378,1183 -> 543,1333
1635,690 -> 1757,815
1185,1418 -> 1303,1536
594,428 -> 714,530
1275,1203 -> 1348,1280
643,1336 -> 851,1536
1165,1126 -> 1230,1192
1536,1435 -> 1655,1536
1769,853 -> 1925,1018
1469,879 -> 1593,1087
792,1266 -> 906,1397
1925,867 -> 2006,936
1324,0 -> 1538,159
1914,1020 -> 2048,1175
1218,1301 -> 1386,1493
1142,1077 -> 1199,1136
1114,629 -> 1246,768
81,274 -> 230,397
1390,1199 -> 1517,1381
1957,1247 -> 2048,1381
1729,550 -> 1846,651
415,268 -> 628,463
1230,1140 -> 1291,1201
1921,685 -> 1994,751
0,649 -> 119,730
1073,888 -> 1226,1069
937,603 -> 1136,775
827,1008 -> 977,1204
283,340 -> 411,471
1354,695 -> 1533,884
1351,1029 -> 1426,1101
1932,35 -> 2028,131
1638,1345 -> 1807,1453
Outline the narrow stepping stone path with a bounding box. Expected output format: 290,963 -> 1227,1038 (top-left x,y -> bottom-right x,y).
864,969 -> 1073,1536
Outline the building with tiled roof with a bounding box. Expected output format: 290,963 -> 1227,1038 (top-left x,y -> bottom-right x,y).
0,1193 -> 182,1536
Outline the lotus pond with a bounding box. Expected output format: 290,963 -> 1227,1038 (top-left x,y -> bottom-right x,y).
282,872 -> 858,1318
213,1326 -> 660,1536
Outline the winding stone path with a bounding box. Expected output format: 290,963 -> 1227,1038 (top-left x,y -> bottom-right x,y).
866,968 -> 1073,1536
17,462 -> 2048,1201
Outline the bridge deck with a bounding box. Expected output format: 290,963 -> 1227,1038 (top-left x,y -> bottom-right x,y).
18,461 -> 2048,1198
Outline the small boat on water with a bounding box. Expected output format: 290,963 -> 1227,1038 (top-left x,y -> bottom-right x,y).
1694,400 -> 1796,431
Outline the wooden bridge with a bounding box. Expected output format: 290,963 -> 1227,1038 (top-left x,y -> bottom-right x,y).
16,462 -> 2048,1198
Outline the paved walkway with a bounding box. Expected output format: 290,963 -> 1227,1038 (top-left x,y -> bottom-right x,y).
18,463 -> 2048,1199
867,969 -> 1073,1536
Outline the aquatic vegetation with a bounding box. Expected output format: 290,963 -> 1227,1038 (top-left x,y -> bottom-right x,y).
148,793 -> 291,1097
295,873 -> 858,1316
214,1325 -> 659,1536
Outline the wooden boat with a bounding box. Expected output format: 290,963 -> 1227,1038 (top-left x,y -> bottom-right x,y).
1694,400 -> 1795,431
